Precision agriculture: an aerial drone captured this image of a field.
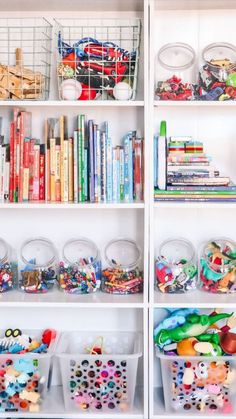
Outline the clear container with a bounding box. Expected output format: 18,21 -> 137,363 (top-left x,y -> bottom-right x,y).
200,238 -> 236,293
0,238 -> 17,292
197,43 -> 236,100
19,237 -> 58,293
155,42 -> 196,100
56,331 -> 142,412
59,238 -> 101,294
0,328 -> 58,413
155,238 -> 198,293
101,238 -> 143,294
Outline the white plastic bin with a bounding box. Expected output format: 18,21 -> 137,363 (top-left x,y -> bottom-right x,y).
0,328 -> 58,413
57,331 -> 142,412
157,352 -> 236,414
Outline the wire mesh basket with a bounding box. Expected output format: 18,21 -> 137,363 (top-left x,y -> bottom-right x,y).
0,18 -> 52,101
55,18 -> 141,101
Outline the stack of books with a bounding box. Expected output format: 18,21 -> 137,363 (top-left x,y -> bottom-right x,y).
154,124 -> 236,202
0,110 -> 144,204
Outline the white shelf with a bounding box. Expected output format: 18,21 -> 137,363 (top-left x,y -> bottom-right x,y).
154,0 -> 236,11
0,202 -> 144,209
153,387 -> 235,419
154,202 -> 236,209
0,289 -> 144,308
154,100 -> 236,107
154,289 -> 236,308
0,385 -> 143,418
0,100 -> 144,107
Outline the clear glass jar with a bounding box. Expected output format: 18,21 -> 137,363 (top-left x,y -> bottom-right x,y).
155,42 -> 196,100
197,43 -> 236,100
19,237 -> 58,293
0,238 -> 16,292
200,238 -> 236,293
59,238 -> 101,294
155,238 -> 197,293
101,238 -> 143,294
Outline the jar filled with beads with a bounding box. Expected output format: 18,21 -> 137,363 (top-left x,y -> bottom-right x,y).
19,237 -> 58,293
0,238 -> 17,292
197,43 -> 236,100
200,238 -> 236,293
101,238 -> 143,294
59,238 -> 101,294
155,238 -> 198,293
155,42 -> 196,100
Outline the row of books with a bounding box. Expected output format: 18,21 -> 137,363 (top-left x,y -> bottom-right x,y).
154,121 -> 236,202
0,111 -> 144,203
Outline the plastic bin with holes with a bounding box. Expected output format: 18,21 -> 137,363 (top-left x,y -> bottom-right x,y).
0,328 -> 58,413
56,331 -> 142,412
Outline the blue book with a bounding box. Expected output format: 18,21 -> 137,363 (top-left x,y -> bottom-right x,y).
112,148 -> 117,202
88,120 -> 94,203
84,148 -> 88,201
106,137 -> 113,202
116,147 -> 120,202
123,135 -> 130,202
120,147 -> 125,201
96,127 -> 101,202
101,131 -> 106,202
154,135 -> 158,187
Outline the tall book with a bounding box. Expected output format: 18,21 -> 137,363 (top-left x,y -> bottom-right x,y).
29,139 -> 35,201
63,139 -> 69,202
60,116 -> 65,201
106,137 -> 113,203
68,137 -> 73,202
39,144 -> 45,201
50,137 -> 56,201
55,140 -> 61,202
19,111 -> 31,202
112,148 -> 117,202
134,138 -> 142,201
73,130 -> 78,203
120,147 -> 125,201
101,131 -> 106,202
32,143 -> 40,200
157,120 -> 167,190
78,115 -> 85,202
88,120 -> 94,203
96,127 -> 101,203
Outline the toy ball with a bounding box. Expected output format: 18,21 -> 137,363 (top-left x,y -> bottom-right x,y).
62,52 -> 78,70
79,83 -> 97,100
42,329 -> 57,346
113,82 -> 132,100
60,79 -> 82,100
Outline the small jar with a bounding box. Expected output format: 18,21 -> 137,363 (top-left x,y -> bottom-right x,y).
19,237 -> 58,293
59,238 -> 101,294
155,42 -> 196,100
197,43 -> 236,100
155,238 -> 197,293
0,238 -> 16,293
200,238 -> 236,293
101,238 -> 143,294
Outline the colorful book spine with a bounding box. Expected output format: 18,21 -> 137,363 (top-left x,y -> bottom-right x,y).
123,135 -> 129,202
50,137 -> 56,202
4,149 -> 10,202
80,115 -> 85,202
128,135 -> 133,201
88,120 -> 94,203
60,116 -> 65,202
154,135 -> 158,188
96,127 -> 101,203
120,147 -> 125,201
134,138 -> 142,201
9,122 -> 14,202
73,131 -> 78,203
29,139 -> 35,201
39,145 -> 45,201
68,137 -> 73,202
0,145 -> 5,201
77,116 -> 82,202
19,111 -> 31,202
14,112 -> 21,202
32,144 -> 40,201
93,124 -> 98,203
106,137 -> 112,203
23,167 -> 29,202
101,131 -> 106,202
84,148 -> 88,201
112,148 -> 117,202
55,142 -> 61,202
63,140 -> 69,202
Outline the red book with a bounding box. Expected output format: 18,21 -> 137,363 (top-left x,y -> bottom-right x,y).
23,138 -> 30,169
28,139 -> 35,201
13,109 -> 20,202
39,145 -> 45,201
19,112 -> 32,202
32,144 -> 40,201
9,122 -> 14,202
134,138 -> 142,201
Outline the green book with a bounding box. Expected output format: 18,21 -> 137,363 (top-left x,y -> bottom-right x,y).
77,115 -> 85,202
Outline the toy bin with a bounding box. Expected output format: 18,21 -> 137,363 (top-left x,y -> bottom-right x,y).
0,18 -> 52,100
59,238 -> 101,294
0,328 -> 58,413
200,238 -> 236,293
101,238 -> 143,294
19,237 -> 58,293
155,238 -> 198,293
0,237 -> 17,293
157,352 -> 236,414
155,42 -> 196,100
57,331 -> 142,412
197,43 -> 236,101
55,18 -> 141,101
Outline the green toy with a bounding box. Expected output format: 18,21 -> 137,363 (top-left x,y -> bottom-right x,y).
155,312 -> 233,346
226,72 -> 236,87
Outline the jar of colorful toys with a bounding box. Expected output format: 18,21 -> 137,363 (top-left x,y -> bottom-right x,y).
155,238 -> 198,293
101,238 -> 143,294
19,237 -> 58,293
0,238 -> 16,292
197,43 -> 236,100
200,238 -> 236,293
59,238 -> 101,294
155,42 -> 196,100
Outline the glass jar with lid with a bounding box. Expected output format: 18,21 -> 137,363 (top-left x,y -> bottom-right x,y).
155,42 -> 196,100
101,238 -> 143,294
155,238 -> 198,293
200,238 -> 236,293
59,238 -> 101,294
197,43 -> 236,100
19,237 -> 58,293
0,238 -> 16,292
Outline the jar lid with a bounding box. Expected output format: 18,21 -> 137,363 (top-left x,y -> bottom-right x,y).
21,237 -> 57,268
202,43 -> 236,69
158,238 -> 195,268
0,238 -> 9,264
202,238 -> 236,272
63,238 -> 99,266
104,238 -> 141,270
157,42 -> 196,71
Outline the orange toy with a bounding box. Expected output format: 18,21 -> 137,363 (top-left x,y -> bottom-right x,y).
177,338 -> 198,356
195,362 -> 228,387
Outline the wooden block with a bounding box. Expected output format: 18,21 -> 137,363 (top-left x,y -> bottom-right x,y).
0,74 -> 24,98
0,86 -> 9,99
23,93 -> 42,99
29,403 -> 40,413
7,65 -> 42,82
19,390 -> 40,403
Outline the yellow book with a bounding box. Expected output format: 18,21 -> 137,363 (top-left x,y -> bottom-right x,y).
60,115 -> 65,201
23,167 -> 29,202
63,140 -> 69,202
50,138 -> 56,202
55,143 -> 61,201
68,137 -> 73,202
